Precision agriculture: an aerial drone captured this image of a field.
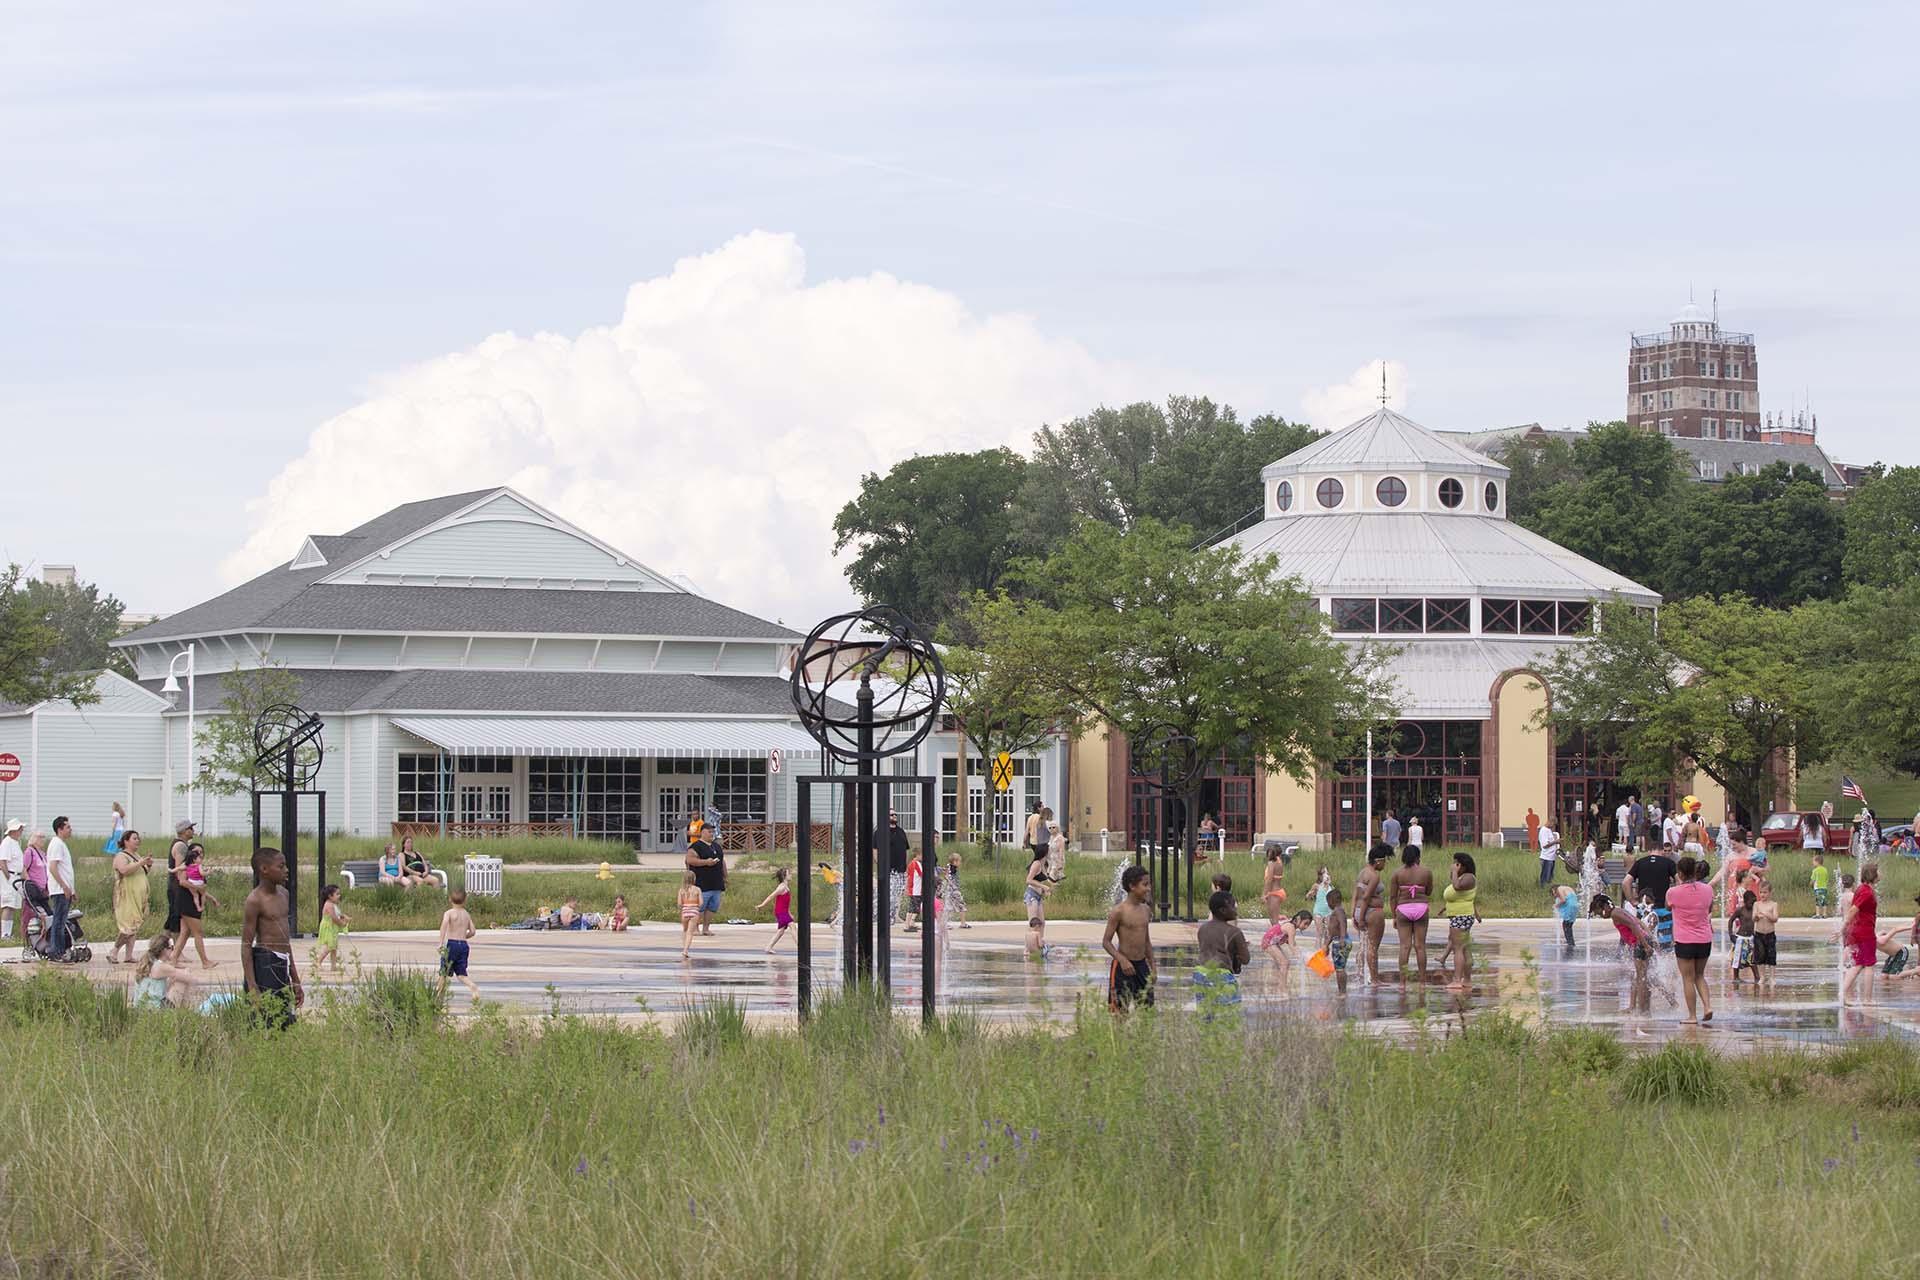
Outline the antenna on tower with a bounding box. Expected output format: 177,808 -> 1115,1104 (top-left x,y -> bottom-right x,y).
1379,361 -> 1389,407
1712,288 -> 1719,327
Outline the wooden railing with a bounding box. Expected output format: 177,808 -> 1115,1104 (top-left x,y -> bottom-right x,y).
717,822 -> 836,852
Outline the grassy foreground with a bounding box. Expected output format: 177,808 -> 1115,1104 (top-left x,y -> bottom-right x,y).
34,844 -> 1920,942
2,968 -> 1919,1279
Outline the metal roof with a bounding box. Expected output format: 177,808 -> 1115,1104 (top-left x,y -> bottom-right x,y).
1263,409 -> 1506,479
1224,511 -> 1660,602
1370,638 -> 1560,718
137,670 -> 810,717
115,488 -> 797,646
390,716 -> 821,758
1443,425 -> 1848,492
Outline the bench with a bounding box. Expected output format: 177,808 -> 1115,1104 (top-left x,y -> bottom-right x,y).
339,860 -> 448,890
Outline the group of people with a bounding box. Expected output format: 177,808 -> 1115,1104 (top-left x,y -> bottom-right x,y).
0,816 -> 77,958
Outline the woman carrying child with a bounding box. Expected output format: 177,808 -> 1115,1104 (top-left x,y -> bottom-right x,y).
169,843 -> 221,969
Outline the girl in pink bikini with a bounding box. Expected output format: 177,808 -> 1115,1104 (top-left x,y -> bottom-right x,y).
1386,845 -> 1434,992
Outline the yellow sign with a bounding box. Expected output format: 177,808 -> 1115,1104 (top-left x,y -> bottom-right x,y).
991,752 -> 1015,792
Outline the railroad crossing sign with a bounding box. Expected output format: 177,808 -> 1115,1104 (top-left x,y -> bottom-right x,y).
0,753 -> 19,784
991,751 -> 1014,792
767,747 -> 783,775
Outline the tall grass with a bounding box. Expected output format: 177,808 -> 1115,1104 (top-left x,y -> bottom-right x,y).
1,970 -> 1919,1278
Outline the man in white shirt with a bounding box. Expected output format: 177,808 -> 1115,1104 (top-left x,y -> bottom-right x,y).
45,816 -> 75,960
1614,800 -> 1631,849
1407,817 -> 1424,849
1537,821 -> 1561,885
0,819 -> 21,940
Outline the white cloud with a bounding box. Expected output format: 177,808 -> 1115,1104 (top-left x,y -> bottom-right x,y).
1299,359 -> 1410,429
226,231 -> 1143,626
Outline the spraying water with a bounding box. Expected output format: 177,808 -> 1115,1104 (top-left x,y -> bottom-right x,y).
1107,859 -> 1132,907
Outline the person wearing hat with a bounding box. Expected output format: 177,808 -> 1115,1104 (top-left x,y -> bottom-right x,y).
0,818 -> 23,942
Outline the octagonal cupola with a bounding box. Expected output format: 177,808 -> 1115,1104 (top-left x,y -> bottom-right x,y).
1259,407 -> 1509,519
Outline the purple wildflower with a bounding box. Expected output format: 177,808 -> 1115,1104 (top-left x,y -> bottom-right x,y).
878,1104 -> 887,1127
1823,1158 -> 1839,1173
1852,1123 -> 1860,1144
573,1157 -> 588,1177
849,1139 -> 867,1155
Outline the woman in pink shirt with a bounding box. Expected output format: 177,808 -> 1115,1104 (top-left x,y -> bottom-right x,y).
1666,855 -> 1716,1025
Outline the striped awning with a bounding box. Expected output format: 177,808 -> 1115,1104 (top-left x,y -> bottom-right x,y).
389,716 -> 822,759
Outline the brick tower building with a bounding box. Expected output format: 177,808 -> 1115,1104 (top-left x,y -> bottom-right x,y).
1626,300 -> 1760,440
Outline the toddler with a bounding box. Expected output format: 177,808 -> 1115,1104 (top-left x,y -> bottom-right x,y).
678,871 -> 702,958
608,894 -> 629,932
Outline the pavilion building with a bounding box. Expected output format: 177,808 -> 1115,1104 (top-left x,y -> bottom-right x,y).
1067,408 -> 1702,850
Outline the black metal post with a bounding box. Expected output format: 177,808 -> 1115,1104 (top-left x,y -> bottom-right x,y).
1184,785 -> 1197,922
856,675 -> 877,985
797,783 -> 813,1020
920,778 -> 936,1026
314,793 -> 326,941
282,742 -> 299,936
840,780 -> 857,987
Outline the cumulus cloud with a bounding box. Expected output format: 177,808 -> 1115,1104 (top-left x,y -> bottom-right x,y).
227,231 -> 1145,626
1299,358 -> 1410,429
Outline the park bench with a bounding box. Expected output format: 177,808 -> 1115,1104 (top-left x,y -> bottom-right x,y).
339,860 -> 448,890
1499,827 -> 1527,848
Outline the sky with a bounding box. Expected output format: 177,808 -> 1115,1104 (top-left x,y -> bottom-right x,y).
4,1 -> 1915,627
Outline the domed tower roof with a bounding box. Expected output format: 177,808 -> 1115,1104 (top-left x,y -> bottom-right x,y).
1261,408 -> 1506,480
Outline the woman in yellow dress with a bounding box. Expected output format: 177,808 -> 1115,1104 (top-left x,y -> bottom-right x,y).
109,830 -> 154,964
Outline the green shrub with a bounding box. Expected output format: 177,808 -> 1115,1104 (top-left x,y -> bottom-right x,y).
355,968 -> 446,1036
0,966 -> 133,1038
676,995 -> 749,1053
1544,1026 -> 1626,1075
1823,1038 -> 1913,1079
1740,1048 -> 1816,1100
1620,1043 -> 1733,1106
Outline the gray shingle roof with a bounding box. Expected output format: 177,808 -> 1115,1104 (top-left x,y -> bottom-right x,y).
114,489 -> 796,646
139,670 -> 807,717
1265,409 -> 1506,479
1443,426 -> 1848,491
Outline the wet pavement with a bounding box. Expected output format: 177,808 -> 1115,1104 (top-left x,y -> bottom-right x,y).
34,917 -> 1920,1050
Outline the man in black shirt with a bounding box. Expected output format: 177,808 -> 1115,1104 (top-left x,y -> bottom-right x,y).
874,810 -> 910,926
685,820 -> 726,936
1627,847 -> 1678,945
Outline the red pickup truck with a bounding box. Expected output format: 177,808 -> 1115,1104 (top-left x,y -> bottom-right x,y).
1756,811 -> 1849,852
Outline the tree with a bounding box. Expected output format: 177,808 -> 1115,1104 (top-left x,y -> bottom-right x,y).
193,663 -> 303,802
832,448 -> 1029,631
1516,422 -> 1685,592
1535,597 -> 1836,822
1663,462 -> 1843,606
981,520 -> 1395,790
16,574 -> 131,678
0,565 -> 103,709
1812,580 -> 1920,781
1843,465 -> 1920,590
1020,397 -> 1320,547
933,599 -> 1078,851
1490,431 -> 1578,527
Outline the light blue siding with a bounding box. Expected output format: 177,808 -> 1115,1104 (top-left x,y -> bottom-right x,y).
529,639 -> 595,670
656,641 -> 723,671
336,635 -> 405,666
464,493 -> 550,522
405,636 -> 467,667
467,638 -> 533,668
335,520 -> 671,587
595,640 -> 655,672
265,635 -> 337,666
25,710 -> 166,839
713,643 -> 779,675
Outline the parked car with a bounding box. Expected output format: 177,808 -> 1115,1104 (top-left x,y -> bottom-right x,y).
1757,811 -> 1850,852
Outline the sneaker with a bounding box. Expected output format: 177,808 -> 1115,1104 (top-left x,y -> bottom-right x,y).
1883,947 -> 1910,977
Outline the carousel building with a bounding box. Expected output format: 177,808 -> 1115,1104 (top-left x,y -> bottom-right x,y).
1068,407 -> 1697,850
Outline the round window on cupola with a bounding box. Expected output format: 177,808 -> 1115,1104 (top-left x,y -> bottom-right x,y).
1275,480 -> 1293,512
1316,478 -> 1344,509
1375,476 -> 1407,507
1485,481 -> 1499,511
1438,478 -> 1464,508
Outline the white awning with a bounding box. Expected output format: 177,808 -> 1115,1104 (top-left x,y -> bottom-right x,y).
389,716 -> 823,759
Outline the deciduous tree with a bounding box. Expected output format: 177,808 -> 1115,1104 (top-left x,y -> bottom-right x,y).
1664,462 -> 1842,606
0,565 -> 105,709
193,663 -> 304,802
1842,465 -> 1920,590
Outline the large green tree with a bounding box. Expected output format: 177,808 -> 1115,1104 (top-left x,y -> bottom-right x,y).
1812,580 -> 1920,780
1661,462 -> 1843,606
832,448 -> 1029,631
16,573 -> 131,678
1843,465 -> 1920,590
1490,430 -> 1578,528
1536,597 -> 1835,822
980,520 -> 1395,789
1019,396 -> 1320,548
1513,422 -> 1684,592
0,565 -> 106,709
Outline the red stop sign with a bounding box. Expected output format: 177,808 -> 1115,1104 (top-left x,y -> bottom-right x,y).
0,753 -> 18,784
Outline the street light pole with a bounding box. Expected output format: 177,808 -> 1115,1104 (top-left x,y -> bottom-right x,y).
161,644 -> 197,829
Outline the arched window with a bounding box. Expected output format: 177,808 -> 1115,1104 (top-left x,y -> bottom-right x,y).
1316,478 -> 1344,509
1375,476 -> 1407,507
1275,480 -> 1293,512
1484,481 -> 1499,511
1438,478 -> 1464,508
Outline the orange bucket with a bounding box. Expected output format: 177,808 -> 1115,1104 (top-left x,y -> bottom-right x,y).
1306,948 -> 1334,978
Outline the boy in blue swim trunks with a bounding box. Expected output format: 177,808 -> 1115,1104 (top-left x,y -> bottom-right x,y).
437,888 -> 481,1000
1325,888 -> 1352,996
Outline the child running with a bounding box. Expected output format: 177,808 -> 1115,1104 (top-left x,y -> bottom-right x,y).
316,883 -> 348,974
756,867 -> 795,953
1103,864 -> 1155,1013
1810,853 -> 1832,918
437,889 -> 480,1000
677,871 -> 702,959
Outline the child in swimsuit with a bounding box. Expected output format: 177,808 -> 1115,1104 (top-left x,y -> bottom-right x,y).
1324,889 -> 1351,996
756,867 -> 794,954
1261,910 -> 1312,980
316,884 -> 348,974
609,894 -> 629,932
1729,891 -> 1757,983
1310,866 -> 1333,947
677,871 -> 701,959
1552,884 -> 1579,947
1811,855 -> 1831,918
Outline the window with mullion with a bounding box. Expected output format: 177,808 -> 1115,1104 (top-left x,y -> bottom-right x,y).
1520,600 -> 1557,635
1331,598 -> 1377,633
1557,601 -> 1593,635
1379,598 -> 1423,633
1426,598 -> 1469,633
1482,599 -> 1519,634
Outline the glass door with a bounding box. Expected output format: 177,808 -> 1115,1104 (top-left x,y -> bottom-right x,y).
657,785 -> 704,850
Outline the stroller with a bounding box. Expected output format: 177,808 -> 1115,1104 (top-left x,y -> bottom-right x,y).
27,902 -> 90,963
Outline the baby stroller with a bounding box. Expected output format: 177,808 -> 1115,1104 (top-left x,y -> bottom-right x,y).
29,905 -> 90,963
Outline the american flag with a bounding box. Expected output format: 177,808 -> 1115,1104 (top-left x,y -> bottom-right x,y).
1841,775 -> 1867,803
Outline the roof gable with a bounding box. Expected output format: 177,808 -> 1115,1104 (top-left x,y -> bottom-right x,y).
1265,409 -> 1508,478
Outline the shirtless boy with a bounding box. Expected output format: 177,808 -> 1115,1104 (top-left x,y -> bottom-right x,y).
239,847 -> 303,1027
1353,842 -> 1389,985
1103,864 -> 1156,1013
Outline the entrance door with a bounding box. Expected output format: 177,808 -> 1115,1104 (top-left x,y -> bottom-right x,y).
1217,777 -> 1252,848
657,785 -> 703,850
129,777 -> 163,836
1335,777 -> 1367,845
458,784 -> 511,824
1442,778 -> 1478,845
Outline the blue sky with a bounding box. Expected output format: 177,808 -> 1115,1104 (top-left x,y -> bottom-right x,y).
4,2 -> 1914,621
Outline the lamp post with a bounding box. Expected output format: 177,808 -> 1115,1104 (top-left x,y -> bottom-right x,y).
160,644 -> 196,830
